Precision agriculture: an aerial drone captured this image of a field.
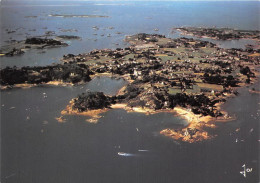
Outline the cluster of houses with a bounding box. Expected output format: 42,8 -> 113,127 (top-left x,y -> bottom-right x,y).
60,33 -> 259,94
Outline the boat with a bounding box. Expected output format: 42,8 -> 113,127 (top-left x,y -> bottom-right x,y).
118,152 -> 127,156
118,152 -> 132,156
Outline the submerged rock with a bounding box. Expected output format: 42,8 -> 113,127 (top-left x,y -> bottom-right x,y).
56,35 -> 81,40
5,48 -> 24,56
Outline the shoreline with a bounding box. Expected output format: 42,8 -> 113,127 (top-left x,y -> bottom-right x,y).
160,104 -> 236,143
58,68 -> 259,143
0,73 -> 130,91
160,73 -> 260,143
59,98 -> 236,143
249,89 -> 260,94
60,100 -> 109,123
0,81 -> 78,90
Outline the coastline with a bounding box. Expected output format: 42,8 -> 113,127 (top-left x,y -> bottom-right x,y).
59,98 -> 235,143
60,100 -> 109,123
160,71 -> 259,143
58,69 -> 259,143
0,81 -> 75,90
160,104 -> 236,143
249,89 -> 260,94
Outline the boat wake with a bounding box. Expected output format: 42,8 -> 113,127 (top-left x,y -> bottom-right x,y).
138,149 -> 149,152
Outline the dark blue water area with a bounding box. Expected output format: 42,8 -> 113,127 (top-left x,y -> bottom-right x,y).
1,77 -> 259,183
1,1 -> 259,67
1,77 -> 189,183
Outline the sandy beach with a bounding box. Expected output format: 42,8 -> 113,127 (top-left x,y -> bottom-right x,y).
60,96 -> 237,143
60,100 -> 109,123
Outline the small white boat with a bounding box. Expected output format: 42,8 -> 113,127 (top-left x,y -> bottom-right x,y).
118,152 -> 127,156
118,152 -> 132,156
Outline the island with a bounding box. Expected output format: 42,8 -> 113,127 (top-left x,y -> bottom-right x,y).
48,14 -> 109,18
1,28 -> 259,143
0,37 -> 68,56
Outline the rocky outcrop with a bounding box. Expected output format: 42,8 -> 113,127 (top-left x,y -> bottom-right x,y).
72,92 -> 112,112
25,37 -> 66,46
56,35 -> 81,40
5,48 -> 25,56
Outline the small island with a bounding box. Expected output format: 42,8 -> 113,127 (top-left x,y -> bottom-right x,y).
48,14 -> 109,18
1,28 -> 259,143
0,37 -> 68,56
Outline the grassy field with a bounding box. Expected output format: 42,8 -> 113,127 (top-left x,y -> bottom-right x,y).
123,53 -> 135,61
168,85 -> 201,94
197,83 -> 223,91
